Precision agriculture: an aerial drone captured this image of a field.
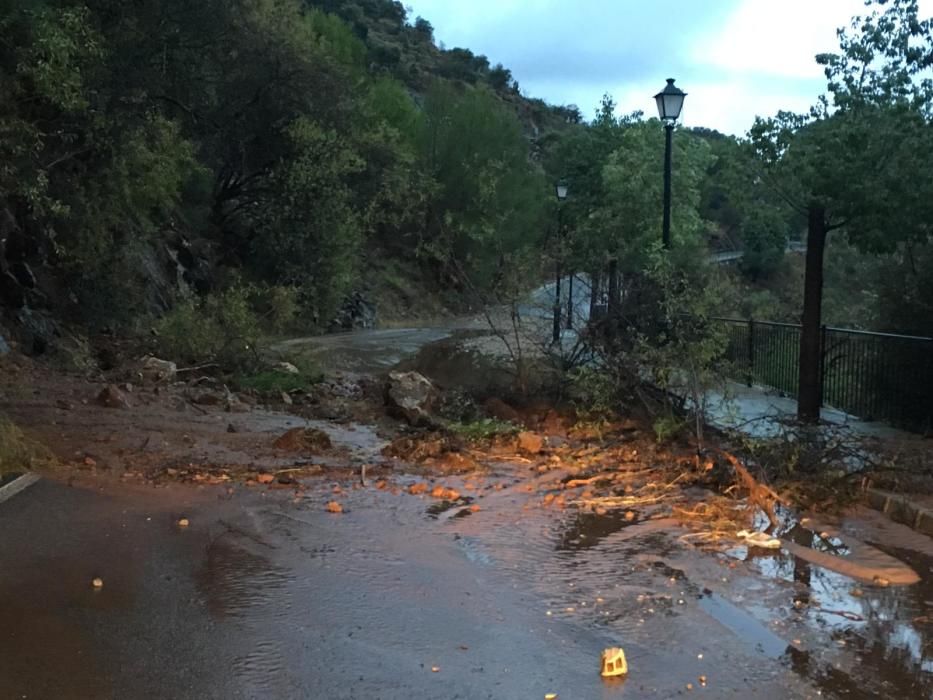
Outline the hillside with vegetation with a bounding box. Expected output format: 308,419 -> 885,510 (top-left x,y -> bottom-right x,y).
0,0 -> 580,362
0,0 -> 930,376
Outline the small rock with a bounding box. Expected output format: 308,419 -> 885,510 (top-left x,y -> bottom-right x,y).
273,427 -> 332,452
517,431 -> 544,455
56,399 -> 73,410
281,392 -> 293,406
177,518 -> 190,528
82,456 -> 97,467
325,501 -> 343,514
122,383 -> 133,393
227,423 -> 238,433
96,384 -> 130,409
430,485 -> 460,500
91,577 -> 104,589
257,473 -> 275,484
274,361 -> 300,375
194,392 -> 224,406
408,482 -> 429,496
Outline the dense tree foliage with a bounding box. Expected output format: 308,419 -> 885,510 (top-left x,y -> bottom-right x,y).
0,0 -> 565,337
749,0 -> 933,420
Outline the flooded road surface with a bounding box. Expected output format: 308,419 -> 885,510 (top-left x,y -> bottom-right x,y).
275,327 -> 462,375
2,465 -> 930,699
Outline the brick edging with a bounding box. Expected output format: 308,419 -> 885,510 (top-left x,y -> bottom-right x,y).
866,488 -> 933,537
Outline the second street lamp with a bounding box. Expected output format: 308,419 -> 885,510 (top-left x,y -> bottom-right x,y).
654,78 -> 686,249
553,182 -> 568,343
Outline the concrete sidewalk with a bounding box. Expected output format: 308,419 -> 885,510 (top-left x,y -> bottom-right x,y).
703,381 -> 933,539
704,381 -> 920,441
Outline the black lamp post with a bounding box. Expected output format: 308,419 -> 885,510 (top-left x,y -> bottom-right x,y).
654,78 -> 686,249
553,181 -> 569,343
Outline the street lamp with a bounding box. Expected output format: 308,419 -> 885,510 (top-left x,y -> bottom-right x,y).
553,181 -> 568,343
654,78 -> 686,248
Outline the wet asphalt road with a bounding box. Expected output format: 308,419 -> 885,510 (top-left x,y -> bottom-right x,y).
2,468 -> 932,699
0,477 -> 614,700
0,475 -> 813,700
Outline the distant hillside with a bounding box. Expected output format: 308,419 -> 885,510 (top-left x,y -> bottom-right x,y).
306,0 -> 583,136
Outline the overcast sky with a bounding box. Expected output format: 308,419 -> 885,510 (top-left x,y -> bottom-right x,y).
404,0 -> 932,135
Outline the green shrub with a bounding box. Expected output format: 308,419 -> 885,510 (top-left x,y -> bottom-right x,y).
448,418 -> 520,441
235,359 -> 323,394
0,417 -> 51,474
255,285 -> 300,334
652,415 -> 685,444
155,284 -> 261,371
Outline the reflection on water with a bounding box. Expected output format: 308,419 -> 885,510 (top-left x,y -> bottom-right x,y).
733,521 -> 933,698
451,489 -> 932,699
197,538 -> 291,619
555,509 -> 640,552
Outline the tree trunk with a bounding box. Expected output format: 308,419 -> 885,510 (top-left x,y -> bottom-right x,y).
797,204 -> 827,423
606,258 -> 619,341
589,268 -> 601,321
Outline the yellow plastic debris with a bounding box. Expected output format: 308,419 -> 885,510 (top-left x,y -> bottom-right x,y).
600,647 -> 628,677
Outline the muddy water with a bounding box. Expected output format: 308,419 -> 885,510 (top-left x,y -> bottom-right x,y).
438,470 -> 932,699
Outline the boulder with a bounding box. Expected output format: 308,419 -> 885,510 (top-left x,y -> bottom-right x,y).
224,396 -> 251,413
96,384 -> 130,409
516,431 -> 545,455
138,356 -> 177,384
9,261 -> 36,289
483,397 -> 522,424
385,371 -> 437,426
13,306 -> 57,355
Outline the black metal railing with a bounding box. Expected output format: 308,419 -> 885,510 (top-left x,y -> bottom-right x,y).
715,317 -> 933,432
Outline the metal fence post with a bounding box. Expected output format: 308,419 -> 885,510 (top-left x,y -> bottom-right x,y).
819,325 -> 827,407
746,318 -> 755,387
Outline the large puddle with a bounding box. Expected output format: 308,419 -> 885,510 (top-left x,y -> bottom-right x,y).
441,480 -> 933,699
